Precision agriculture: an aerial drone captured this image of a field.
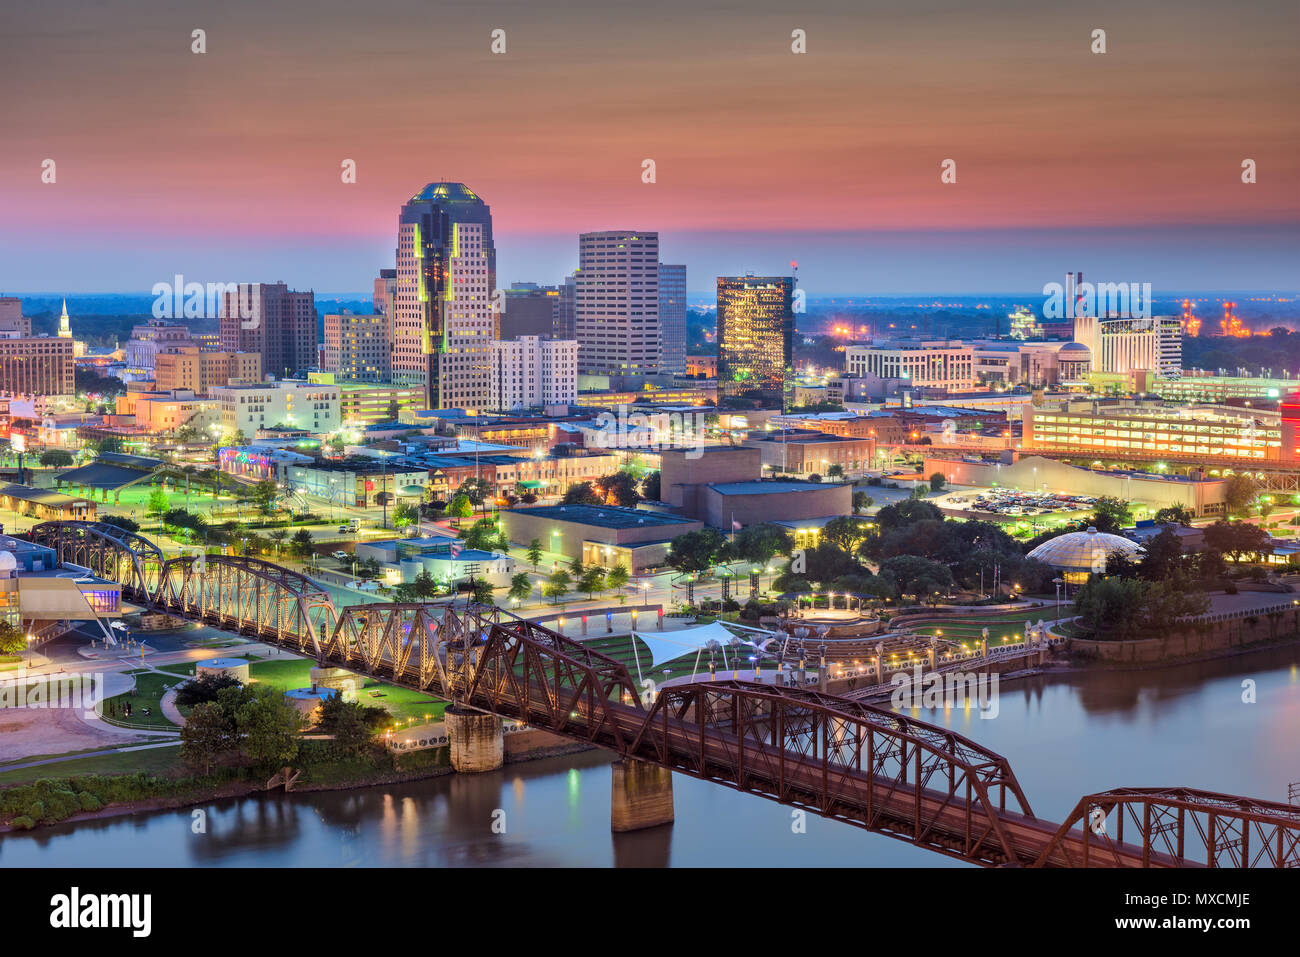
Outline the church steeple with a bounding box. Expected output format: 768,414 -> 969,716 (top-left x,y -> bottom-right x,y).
58,298 -> 72,338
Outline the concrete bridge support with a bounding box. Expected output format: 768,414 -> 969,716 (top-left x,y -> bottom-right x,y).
611,759 -> 675,832
445,707 -> 504,773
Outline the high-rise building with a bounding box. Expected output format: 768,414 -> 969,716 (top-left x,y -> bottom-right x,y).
558,274 -> 577,340
219,282 -> 317,379
716,276 -> 795,409
0,335 -> 75,397
436,222 -> 496,412
845,340 -> 976,391
1095,317 -> 1182,377
323,312 -> 391,382
657,263 -> 687,376
502,284 -> 563,339
373,268 -> 397,322
575,231 -> 659,376
490,336 -> 579,411
392,182 -> 495,404
0,299 -> 31,336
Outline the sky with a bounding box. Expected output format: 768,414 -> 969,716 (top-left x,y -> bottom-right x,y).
2,0 -> 1297,294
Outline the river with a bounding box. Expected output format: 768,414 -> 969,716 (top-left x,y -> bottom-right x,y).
3,645 -> 1297,867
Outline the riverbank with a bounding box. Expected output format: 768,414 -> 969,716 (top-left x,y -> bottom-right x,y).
0,733 -> 597,835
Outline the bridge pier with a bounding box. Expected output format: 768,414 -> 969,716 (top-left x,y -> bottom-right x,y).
610,759 -> 674,832
445,707 -> 504,773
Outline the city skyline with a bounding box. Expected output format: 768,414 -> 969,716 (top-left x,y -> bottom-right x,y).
2,1 -> 1296,293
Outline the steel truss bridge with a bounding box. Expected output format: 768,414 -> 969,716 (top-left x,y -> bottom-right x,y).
26,520 -> 1300,868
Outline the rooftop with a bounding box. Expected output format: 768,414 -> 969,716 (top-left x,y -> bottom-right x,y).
505,504 -> 697,529
709,480 -> 848,495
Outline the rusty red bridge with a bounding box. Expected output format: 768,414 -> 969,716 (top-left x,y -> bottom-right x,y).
27,520 -> 1300,867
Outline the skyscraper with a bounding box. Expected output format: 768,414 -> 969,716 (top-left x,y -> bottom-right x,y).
574,231 -> 659,377
392,182 -> 495,404
437,222 -> 496,412
716,276 -> 795,409
657,263 -> 687,376
219,282 -> 317,379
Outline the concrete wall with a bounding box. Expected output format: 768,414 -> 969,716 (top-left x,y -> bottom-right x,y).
1069,607 -> 1300,663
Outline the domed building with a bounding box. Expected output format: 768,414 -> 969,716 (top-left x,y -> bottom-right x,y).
1026,527 -> 1141,584
1057,341 -> 1091,382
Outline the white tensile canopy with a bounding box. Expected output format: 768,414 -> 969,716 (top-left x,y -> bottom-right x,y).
630,621 -> 777,672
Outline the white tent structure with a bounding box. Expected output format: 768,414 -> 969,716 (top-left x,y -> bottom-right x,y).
628,621 -> 778,682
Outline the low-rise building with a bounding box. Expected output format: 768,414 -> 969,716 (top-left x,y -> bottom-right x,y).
501,504 -> 704,573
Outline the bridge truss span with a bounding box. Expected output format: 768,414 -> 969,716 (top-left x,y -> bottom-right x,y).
626,679 -> 1037,866
1033,787 -> 1300,868
21,520 -> 1300,868
27,520 -> 166,600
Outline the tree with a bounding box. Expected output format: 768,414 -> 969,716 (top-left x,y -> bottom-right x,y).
174,672 -> 243,708
543,569 -> 572,604
0,620 -> 26,656
385,399 -> 401,422
1223,474 -> 1258,517
251,479 -> 279,515
1090,496 -> 1132,534
455,478 -> 492,508
289,528 -> 314,559
563,481 -> 602,506
462,517 -> 507,552
929,471 -> 946,492
179,702 -> 237,775
595,472 -> 642,507
606,563 -> 630,598
317,696 -> 387,753
878,554 -> 953,600
447,494 -> 474,522
826,463 -> 845,479
1152,505 -> 1194,526
874,498 -> 943,532
526,538 -> 543,570
852,491 -> 874,515
729,523 -> 793,566
1203,520 -> 1272,563
38,449 -> 74,468
146,486 -> 170,518
641,471 -> 661,501
468,578 -> 496,605
819,516 -> 875,558
578,565 -> 606,598
234,685 -> 304,769
666,528 -> 727,575
508,572 -> 534,604
269,528 -> 289,557
392,503 -> 419,530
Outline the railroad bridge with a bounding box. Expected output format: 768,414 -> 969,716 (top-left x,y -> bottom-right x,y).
25,520 -> 1300,868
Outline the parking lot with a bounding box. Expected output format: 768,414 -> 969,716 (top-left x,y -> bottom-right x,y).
934,487 -> 1100,526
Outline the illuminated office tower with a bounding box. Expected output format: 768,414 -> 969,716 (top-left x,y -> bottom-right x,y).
437,222 -> 496,413
574,231 -> 659,376
658,263 -> 687,376
392,182 -> 495,403
717,276 -> 795,409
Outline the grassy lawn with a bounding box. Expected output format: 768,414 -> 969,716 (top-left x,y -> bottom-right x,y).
247,658 -> 448,725
102,671 -> 181,730
0,744 -> 182,786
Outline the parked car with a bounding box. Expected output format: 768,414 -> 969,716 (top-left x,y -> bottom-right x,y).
332,550 -> 349,561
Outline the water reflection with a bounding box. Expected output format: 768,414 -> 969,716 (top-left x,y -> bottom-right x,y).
1,645 -> 1296,867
